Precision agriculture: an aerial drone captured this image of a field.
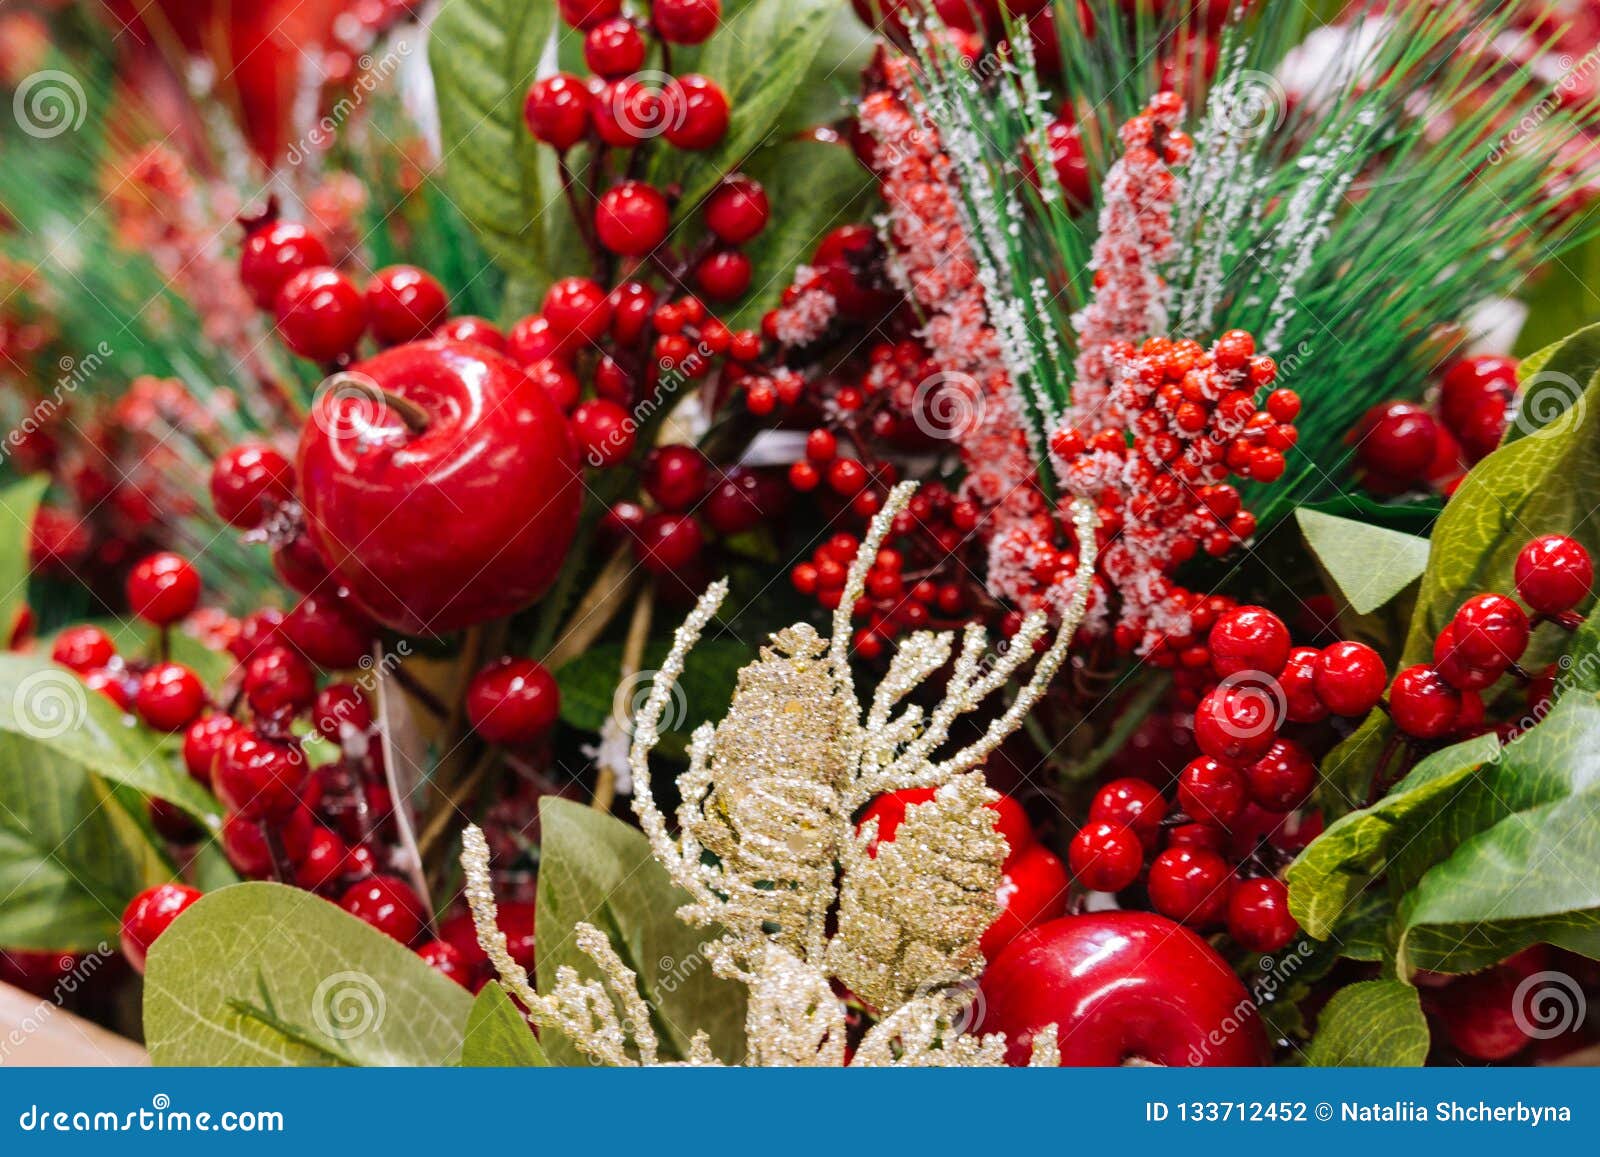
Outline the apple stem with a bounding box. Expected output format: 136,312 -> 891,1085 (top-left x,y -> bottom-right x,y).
333,376 -> 431,434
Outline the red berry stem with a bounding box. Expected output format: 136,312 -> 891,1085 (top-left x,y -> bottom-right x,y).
557,153 -> 609,281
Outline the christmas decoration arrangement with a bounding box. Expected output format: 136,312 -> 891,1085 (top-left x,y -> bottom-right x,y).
1,0 -> 1599,1069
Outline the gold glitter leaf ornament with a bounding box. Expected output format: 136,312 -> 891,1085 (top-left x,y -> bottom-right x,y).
461,481 -> 1098,1066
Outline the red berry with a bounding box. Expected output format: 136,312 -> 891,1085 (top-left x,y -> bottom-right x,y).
981,844 -> 1069,960
434,315 -> 507,352
1243,737 -> 1316,812
240,220 -> 329,310
1147,846 -> 1231,926
1313,640 -> 1388,716
507,313 -> 571,365
210,442 -> 295,529
1068,821 -> 1143,892
523,73 -> 590,150
642,445 -> 709,511
542,276 -> 613,342
274,266 -> 366,362
51,624 -> 115,672
313,683 -> 372,742
1088,777 -> 1168,848
279,593 -> 374,671
571,399 -> 636,467
214,729 -> 306,818
595,181 -> 670,256
339,875 -> 425,944
559,0 -> 622,26
704,468 -> 769,534
120,883 -> 202,973
1207,606 -> 1290,677
1177,756 -> 1248,826
1431,624 -> 1498,691
1280,646 -> 1329,723
181,713 -> 239,786
135,662 -> 206,732
634,512 -> 704,573
365,265 -> 449,345
583,16 -> 646,74
243,646 -> 316,719
1433,953 -> 1545,1061
860,787 -> 1035,859
416,940 -> 472,988
1439,354 -> 1516,462
1515,534 -> 1593,614
1451,593 -> 1530,669
466,658 -> 561,745
653,0 -> 720,43
126,552 -> 200,626
1355,401 -> 1438,483
526,359 -> 581,413
694,249 -> 751,301
1226,877 -> 1297,952
662,74 -> 728,150
1046,117 -> 1092,207
82,667 -> 133,710
295,827 -> 350,892
1193,685 -> 1279,763
1388,664 -> 1461,739
704,176 -> 769,243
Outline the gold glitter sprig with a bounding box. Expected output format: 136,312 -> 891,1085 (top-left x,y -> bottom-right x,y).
461,481 -> 1099,1066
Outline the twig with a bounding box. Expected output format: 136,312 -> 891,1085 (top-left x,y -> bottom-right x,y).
541,547 -> 639,671
593,582 -> 655,812
417,744 -> 499,858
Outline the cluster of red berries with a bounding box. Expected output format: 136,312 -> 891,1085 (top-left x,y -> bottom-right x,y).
791,531 -> 972,659
1354,353 -> 1519,496
1388,534 -> 1593,742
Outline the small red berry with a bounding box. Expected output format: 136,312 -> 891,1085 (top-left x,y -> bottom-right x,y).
120,883 -> 202,973
571,399 -> 636,467
214,729 -> 306,818
416,940 -> 472,988
595,181 -> 670,256
1514,534 -> 1593,614
126,552 -> 200,626
210,442 -> 295,529
1207,605 -> 1290,677
243,646 -> 317,719
694,249 -> 751,301
653,0 -> 720,43
704,175 -> 769,244
240,220 -> 329,310
82,667 -> 133,710
1431,624 -> 1499,691
1451,593 -> 1530,669
558,0 -> 622,26
466,657 -> 561,745
526,359 -> 581,413
51,624 -> 115,672
1147,846 -> 1231,927
1280,646 -> 1329,723
274,266 -> 366,362
542,276 -> 613,342
1193,685 -> 1279,763
1243,737 -> 1316,812
981,843 -> 1069,960
1313,640 -> 1388,716
1068,821 -> 1143,892
313,683 -> 372,742
434,315 -> 507,352
340,875 -> 425,944
1388,664 -> 1461,739
279,593 -> 374,671
705,468 -> 771,535
1178,756 -> 1247,826
1355,401 -> 1438,484
135,662 -> 206,732
365,265 -> 449,345
1088,778 -> 1168,848
507,313 -> 571,365
1226,877 -> 1298,952
642,445 -> 710,511
182,713 -> 239,785
523,73 -> 590,150
662,74 -> 728,150
583,17 -> 646,75
634,512 -> 704,573
295,827 -> 350,892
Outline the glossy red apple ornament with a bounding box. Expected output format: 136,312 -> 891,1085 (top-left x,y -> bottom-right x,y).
978,911 -> 1270,1066
297,341 -> 581,635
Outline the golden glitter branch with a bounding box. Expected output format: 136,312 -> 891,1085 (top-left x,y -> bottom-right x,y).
461,481 -> 1098,1066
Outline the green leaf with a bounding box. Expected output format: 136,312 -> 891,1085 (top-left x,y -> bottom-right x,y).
650,0 -> 845,217
0,653 -> 218,821
1289,732 -> 1501,939
430,0 -> 570,301
723,138 -> 874,329
459,982 -> 549,1066
535,798 -> 746,1064
1307,980 -> 1429,1067
144,882 -> 473,1066
555,637 -> 748,736
1506,320 -> 1600,444
0,731 -> 171,950
0,475 -> 47,637
1296,508 -> 1431,616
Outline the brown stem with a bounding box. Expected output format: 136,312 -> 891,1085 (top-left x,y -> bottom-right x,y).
327,375 -> 430,434
593,583 -> 655,812
418,744 -> 499,857
390,663 -> 450,720
542,547 -> 640,671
